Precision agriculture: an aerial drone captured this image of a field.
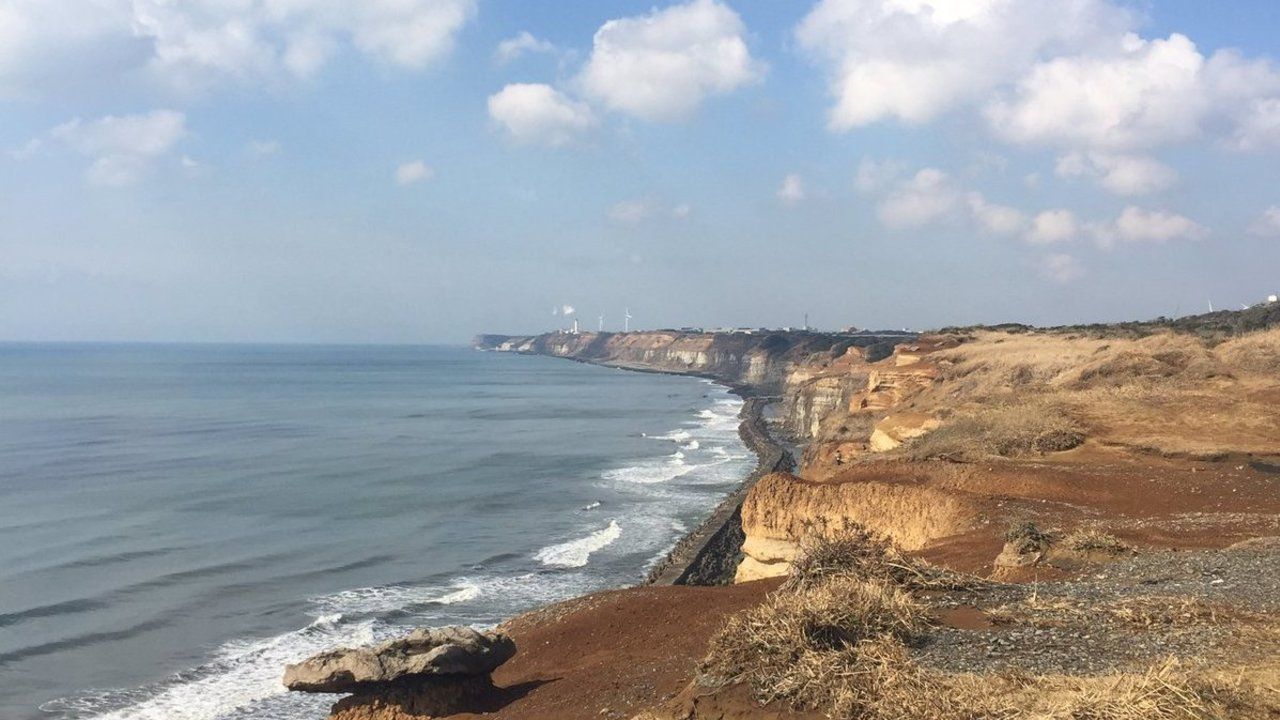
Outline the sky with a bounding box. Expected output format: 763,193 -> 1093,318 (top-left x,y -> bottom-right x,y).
2,0 -> 1280,343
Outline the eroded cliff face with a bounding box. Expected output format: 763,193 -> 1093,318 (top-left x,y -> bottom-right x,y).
734,470 -> 979,582
474,330 -> 911,396
735,339 -> 960,582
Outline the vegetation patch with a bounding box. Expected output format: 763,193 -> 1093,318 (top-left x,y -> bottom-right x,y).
907,400 -> 1085,460
696,533 -> 1272,719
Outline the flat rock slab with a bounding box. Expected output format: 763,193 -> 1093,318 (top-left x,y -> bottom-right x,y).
284,627 -> 516,693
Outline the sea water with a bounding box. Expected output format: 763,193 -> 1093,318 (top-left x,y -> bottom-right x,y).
0,344 -> 754,720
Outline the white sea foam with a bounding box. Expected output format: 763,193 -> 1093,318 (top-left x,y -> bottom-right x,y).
602,462 -> 698,485
533,520 -> 622,567
580,500 -> 602,511
652,429 -> 692,442
681,440 -> 700,450
47,614 -> 377,720
312,581 -> 480,615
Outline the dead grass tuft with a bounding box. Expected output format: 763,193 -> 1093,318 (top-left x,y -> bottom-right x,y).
699,575 -> 926,710
786,526 -> 989,592
1061,529 -> 1132,555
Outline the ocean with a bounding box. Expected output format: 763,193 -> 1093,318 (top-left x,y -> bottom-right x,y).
0,343 -> 754,720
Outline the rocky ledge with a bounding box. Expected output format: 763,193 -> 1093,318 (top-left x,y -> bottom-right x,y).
284,626 -> 516,719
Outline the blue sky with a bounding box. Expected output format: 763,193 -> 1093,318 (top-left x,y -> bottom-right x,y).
2,0 -> 1279,343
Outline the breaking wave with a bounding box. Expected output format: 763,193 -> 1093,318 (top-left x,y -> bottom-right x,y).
533,520 -> 623,568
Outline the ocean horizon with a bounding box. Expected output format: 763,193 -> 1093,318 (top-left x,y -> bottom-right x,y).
0,343 -> 754,720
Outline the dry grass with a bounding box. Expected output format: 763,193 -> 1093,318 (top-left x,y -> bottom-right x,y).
988,596 -> 1222,632
695,534 -> 1274,720
1061,529 -> 1132,556
906,400 -> 1084,460
786,526 -> 988,593
699,575 -> 926,709
1003,521 -> 1055,554
889,326 -> 1280,460
1214,328 -> 1280,374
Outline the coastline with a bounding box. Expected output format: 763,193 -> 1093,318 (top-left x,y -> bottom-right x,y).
645,394 -> 794,585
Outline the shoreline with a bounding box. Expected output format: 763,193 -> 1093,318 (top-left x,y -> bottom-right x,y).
645,394 -> 794,585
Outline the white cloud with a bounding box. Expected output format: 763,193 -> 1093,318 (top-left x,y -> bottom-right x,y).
0,0 -> 478,95
47,109 -> 186,186
1232,98 -> 1280,151
795,0 -> 1131,130
1091,206 -> 1208,248
1055,151 -> 1177,196
487,83 -> 597,146
1026,209 -> 1078,245
494,31 -> 558,65
1249,206 -> 1280,238
991,33 -> 1280,154
394,160 -> 433,185
1039,253 -> 1084,284
776,174 -> 805,206
967,193 -> 1027,237
671,203 -> 693,219
876,168 -> 959,229
577,0 -> 763,122
990,34 -> 1209,151
794,2 -> 1280,156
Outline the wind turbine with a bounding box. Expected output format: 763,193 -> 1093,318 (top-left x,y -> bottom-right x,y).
624,308 -> 632,332
598,314 -> 604,332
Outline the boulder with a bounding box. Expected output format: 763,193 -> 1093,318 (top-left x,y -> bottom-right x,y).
283,627 -> 516,694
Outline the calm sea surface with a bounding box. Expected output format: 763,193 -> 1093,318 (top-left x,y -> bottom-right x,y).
0,344 -> 753,720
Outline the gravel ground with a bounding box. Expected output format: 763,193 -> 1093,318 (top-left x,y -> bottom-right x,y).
916,539 -> 1280,676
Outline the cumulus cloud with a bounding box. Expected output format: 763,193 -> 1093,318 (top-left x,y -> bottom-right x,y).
967,193 -> 1027,237
1039,254 -> 1084,284
991,32 -> 1280,154
1090,207 -> 1208,248
1232,98 -> 1280,151
395,160 -> 433,185
795,0 -> 1130,130
494,31 -> 558,65
0,0 -> 478,95
876,168 -> 959,228
776,174 -> 805,206
1026,210 -> 1079,245
487,83 -> 597,146
46,109 -> 186,186
577,0 -> 763,122
794,1 -> 1280,159
869,165 -> 1032,237
1249,206 -> 1280,238
990,34 -> 1209,151
1055,151 -> 1178,196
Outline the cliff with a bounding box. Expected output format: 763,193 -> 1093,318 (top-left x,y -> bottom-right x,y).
472,330 -> 913,398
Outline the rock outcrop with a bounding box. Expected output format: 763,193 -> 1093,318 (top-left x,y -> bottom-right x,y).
284,627 -> 515,693
284,627 -> 516,719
